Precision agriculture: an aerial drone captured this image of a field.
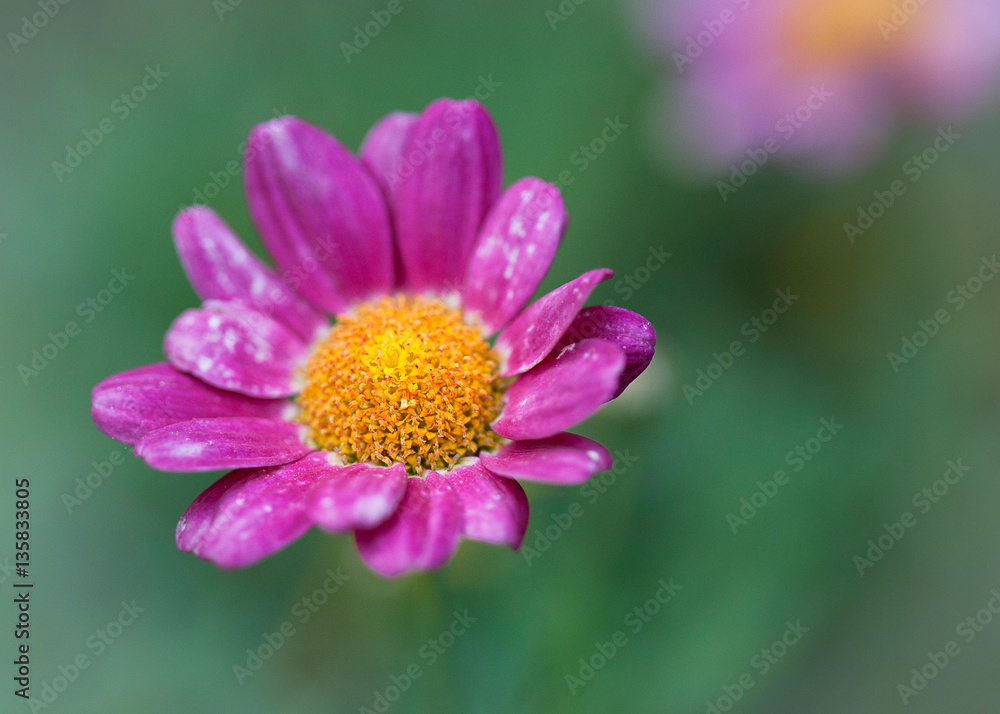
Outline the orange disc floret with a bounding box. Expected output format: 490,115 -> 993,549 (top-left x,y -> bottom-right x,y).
296,295 -> 506,475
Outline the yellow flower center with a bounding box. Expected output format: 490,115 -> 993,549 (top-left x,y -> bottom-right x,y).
297,295 -> 506,475
781,0 -> 927,70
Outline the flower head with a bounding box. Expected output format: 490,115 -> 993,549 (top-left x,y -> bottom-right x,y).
641,0 -> 1000,174
91,99 -> 656,577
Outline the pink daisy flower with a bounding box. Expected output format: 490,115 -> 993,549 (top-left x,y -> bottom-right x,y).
641,0 -> 1000,174
91,98 -> 656,578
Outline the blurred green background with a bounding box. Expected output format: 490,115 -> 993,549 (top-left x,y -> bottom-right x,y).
4,1 -> 1000,712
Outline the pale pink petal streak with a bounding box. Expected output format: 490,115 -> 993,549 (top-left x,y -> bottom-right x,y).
462,177 -> 567,335
91,362 -> 286,446
136,417 -> 311,472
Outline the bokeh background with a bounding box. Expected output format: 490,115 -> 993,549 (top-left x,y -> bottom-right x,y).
4,1 -> 1000,712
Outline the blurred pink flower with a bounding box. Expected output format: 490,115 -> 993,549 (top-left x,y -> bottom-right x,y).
639,0 -> 1000,176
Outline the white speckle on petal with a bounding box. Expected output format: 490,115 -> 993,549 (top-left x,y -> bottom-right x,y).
250,274 -> 267,297
269,121 -> 301,171
173,442 -> 205,458
354,495 -> 388,522
503,247 -> 520,280
557,343 -> 577,359
324,452 -> 345,466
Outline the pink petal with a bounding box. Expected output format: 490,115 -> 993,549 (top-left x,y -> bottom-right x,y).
445,462 -> 528,549
481,433 -> 612,485
164,300 -> 306,398
359,111 -> 418,201
172,206 -> 326,342
496,268 -> 613,376
462,178 -> 567,335
309,462 -> 408,532
394,99 -> 503,292
555,306 -> 657,399
91,362 -> 287,446
244,116 -> 395,313
354,472 -> 464,578
136,417 -> 311,472
176,452 -> 335,569
492,338 -> 625,441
